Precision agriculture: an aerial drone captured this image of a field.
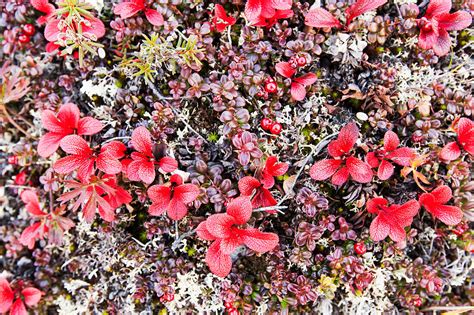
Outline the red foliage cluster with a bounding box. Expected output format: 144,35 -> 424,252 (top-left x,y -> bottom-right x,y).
310,122 -> 373,185
197,197 -> 279,277
0,279 -> 41,315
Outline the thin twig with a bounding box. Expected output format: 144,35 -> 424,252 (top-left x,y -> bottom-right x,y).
253,206 -> 287,214
103,136 -> 131,143
170,107 -> 210,144
147,81 -> 210,144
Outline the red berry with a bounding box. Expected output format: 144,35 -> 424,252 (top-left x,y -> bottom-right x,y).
73,51 -> 80,59
18,34 -> 30,44
297,56 -> 307,67
412,298 -> 422,307
270,122 -> 282,135
22,24 -> 35,36
354,242 -> 367,255
260,118 -> 273,130
227,307 -> 239,315
264,81 -> 277,94
264,76 -> 275,84
8,155 -> 18,165
14,170 -> 27,185
160,293 -> 174,303
452,222 -> 468,236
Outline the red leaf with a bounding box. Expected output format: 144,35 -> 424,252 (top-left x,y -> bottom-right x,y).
37,132 -> 64,158
102,141 -> 127,159
54,155 -> 87,175
82,17 -> 106,39
369,215 -> 390,241
337,122 -> 359,154
424,0 -> 451,19
137,160 -> 156,184
77,117 -> 104,135
439,141 -> 461,161
383,130 -> 400,152
275,62 -> 296,78
366,197 -> 388,214
158,156 -> 178,172
57,103 -> 80,128
418,28 -> 437,51
386,147 -> 414,166
213,4 -> 236,32
0,278 -> 14,313
96,152 -> 122,175
331,166 -> 350,186
290,82 -> 307,101
377,159 -> 394,180
241,228 -> 279,253
174,184 -> 200,204
365,152 -> 379,168
346,156 -> 373,183
131,126 -> 153,156
196,221 -> 217,241
245,0 -> 262,21
30,0 -> 55,16
345,0 -> 387,25
432,28 -> 451,56
419,185 -> 462,225
59,135 -> 91,155
41,110 -> 66,134
396,200 -> 420,220
21,288 -> 42,307
457,118 -> 474,154
205,240 -> 232,277
305,7 -> 342,28
226,196 -> 253,225
220,237 -> 243,255
293,73 -> 317,86
206,214 -> 236,239
167,198 -> 188,220
113,0 -> 145,19
238,176 -> 261,196
271,0 -> 291,10
147,185 -> 170,216
309,159 -> 341,181
44,19 -> 61,41
144,8 -> 164,26
430,185 -> 453,204
252,188 -> 277,210
10,299 -> 27,315
437,11 -> 472,31
20,223 -> 43,249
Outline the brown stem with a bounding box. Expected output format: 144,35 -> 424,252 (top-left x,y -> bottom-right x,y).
1,102 -> 30,138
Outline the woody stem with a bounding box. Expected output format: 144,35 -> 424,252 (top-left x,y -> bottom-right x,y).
1,103 -> 30,138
